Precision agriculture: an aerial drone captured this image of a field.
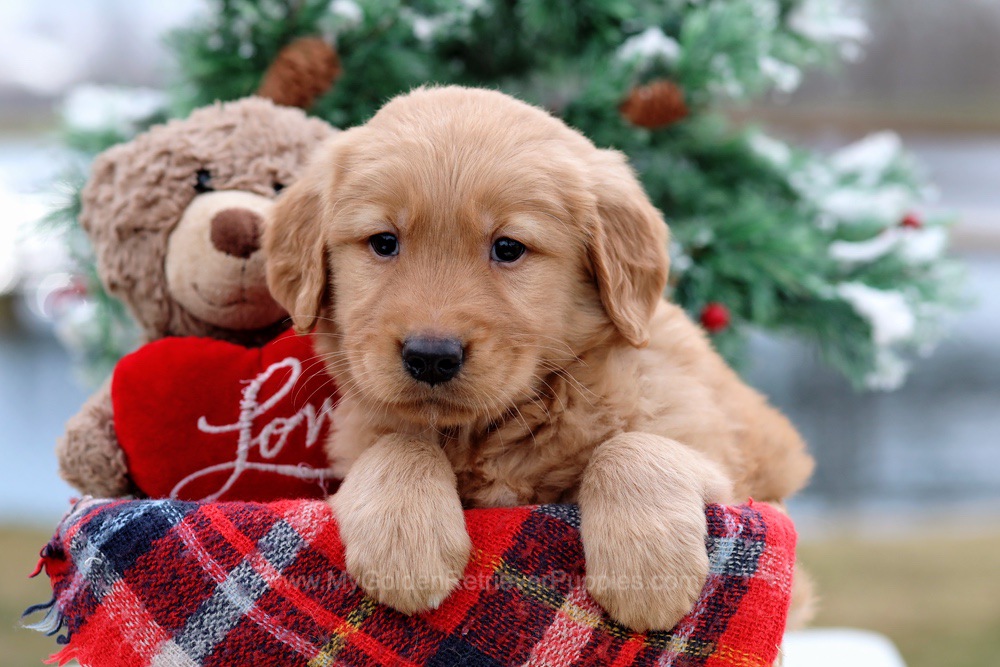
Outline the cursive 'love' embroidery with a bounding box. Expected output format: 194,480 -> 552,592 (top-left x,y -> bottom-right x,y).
170,356 -> 336,501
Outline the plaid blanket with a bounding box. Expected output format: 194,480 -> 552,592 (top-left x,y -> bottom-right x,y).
28,498 -> 796,667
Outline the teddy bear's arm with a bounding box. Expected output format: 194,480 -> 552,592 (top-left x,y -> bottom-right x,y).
56,378 -> 136,498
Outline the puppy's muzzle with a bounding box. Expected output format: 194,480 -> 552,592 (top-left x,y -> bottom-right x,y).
402,336 -> 464,385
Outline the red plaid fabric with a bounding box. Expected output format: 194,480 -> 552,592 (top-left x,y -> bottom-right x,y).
29,498 -> 796,666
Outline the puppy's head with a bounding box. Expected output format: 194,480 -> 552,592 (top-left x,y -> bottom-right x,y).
266,86 -> 668,426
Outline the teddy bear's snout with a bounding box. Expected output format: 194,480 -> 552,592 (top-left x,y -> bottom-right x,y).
210,208 -> 262,259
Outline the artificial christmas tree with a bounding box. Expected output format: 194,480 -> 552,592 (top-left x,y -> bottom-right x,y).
46,0 -> 963,390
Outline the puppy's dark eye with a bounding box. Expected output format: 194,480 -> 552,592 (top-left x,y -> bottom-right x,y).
491,237 -> 526,263
273,181 -> 285,193
194,169 -> 214,193
369,232 -> 399,257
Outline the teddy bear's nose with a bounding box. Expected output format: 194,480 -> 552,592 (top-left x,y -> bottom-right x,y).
210,208 -> 262,259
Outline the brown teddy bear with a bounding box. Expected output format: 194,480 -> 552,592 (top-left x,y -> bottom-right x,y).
57,42 -> 341,498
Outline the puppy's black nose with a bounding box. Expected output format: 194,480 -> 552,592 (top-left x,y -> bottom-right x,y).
402,336 -> 464,385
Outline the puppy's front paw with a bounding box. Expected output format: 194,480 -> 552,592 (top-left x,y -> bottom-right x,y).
330,435 -> 472,615
337,499 -> 471,614
579,432 -> 732,631
583,510 -> 709,632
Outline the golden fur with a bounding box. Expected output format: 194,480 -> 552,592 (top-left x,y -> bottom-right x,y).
265,86 -> 814,631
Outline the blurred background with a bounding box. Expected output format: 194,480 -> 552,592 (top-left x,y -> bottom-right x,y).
0,1 -> 997,665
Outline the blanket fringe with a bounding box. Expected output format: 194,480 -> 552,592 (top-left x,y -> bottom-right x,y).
24,540 -> 73,649
22,595 -> 68,639
24,589 -> 75,664
46,642 -> 81,666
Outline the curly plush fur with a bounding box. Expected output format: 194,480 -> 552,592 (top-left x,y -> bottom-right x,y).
80,98 -> 334,343
58,98 -> 336,497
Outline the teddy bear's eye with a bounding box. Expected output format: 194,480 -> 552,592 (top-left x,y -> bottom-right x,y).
273,181 -> 285,193
194,169 -> 214,193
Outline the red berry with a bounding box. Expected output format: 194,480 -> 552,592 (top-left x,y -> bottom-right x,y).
700,302 -> 730,333
900,213 -> 923,229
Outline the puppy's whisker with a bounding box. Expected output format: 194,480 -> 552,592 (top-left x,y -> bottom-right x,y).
331,376 -> 376,413
297,346 -> 378,407
312,352 -> 357,365
302,331 -> 348,340
292,351 -> 357,390
301,353 -> 353,373
482,394 -> 509,452
553,372 -> 598,406
507,400 -> 537,449
288,356 -> 343,404
295,360 -> 358,407
536,361 -> 597,407
507,333 -> 583,362
312,347 -> 354,358
528,373 -> 562,417
512,347 -> 578,365
288,375 -> 340,412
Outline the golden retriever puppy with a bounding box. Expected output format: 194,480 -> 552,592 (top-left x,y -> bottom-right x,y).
265,86 -> 813,631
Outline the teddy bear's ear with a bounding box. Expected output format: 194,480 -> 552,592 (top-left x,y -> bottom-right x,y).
79,147 -> 130,298
79,149 -> 124,241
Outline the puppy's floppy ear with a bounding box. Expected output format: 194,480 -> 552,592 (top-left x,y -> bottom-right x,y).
265,135 -> 348,333
265,176 -> 327,333
587,149 -> 670,347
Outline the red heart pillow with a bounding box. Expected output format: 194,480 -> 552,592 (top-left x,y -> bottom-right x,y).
111,329 -> 340,502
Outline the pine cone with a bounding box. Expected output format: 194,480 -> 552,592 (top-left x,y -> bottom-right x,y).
257,37 -> 341,110
620,80 -> 689,129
